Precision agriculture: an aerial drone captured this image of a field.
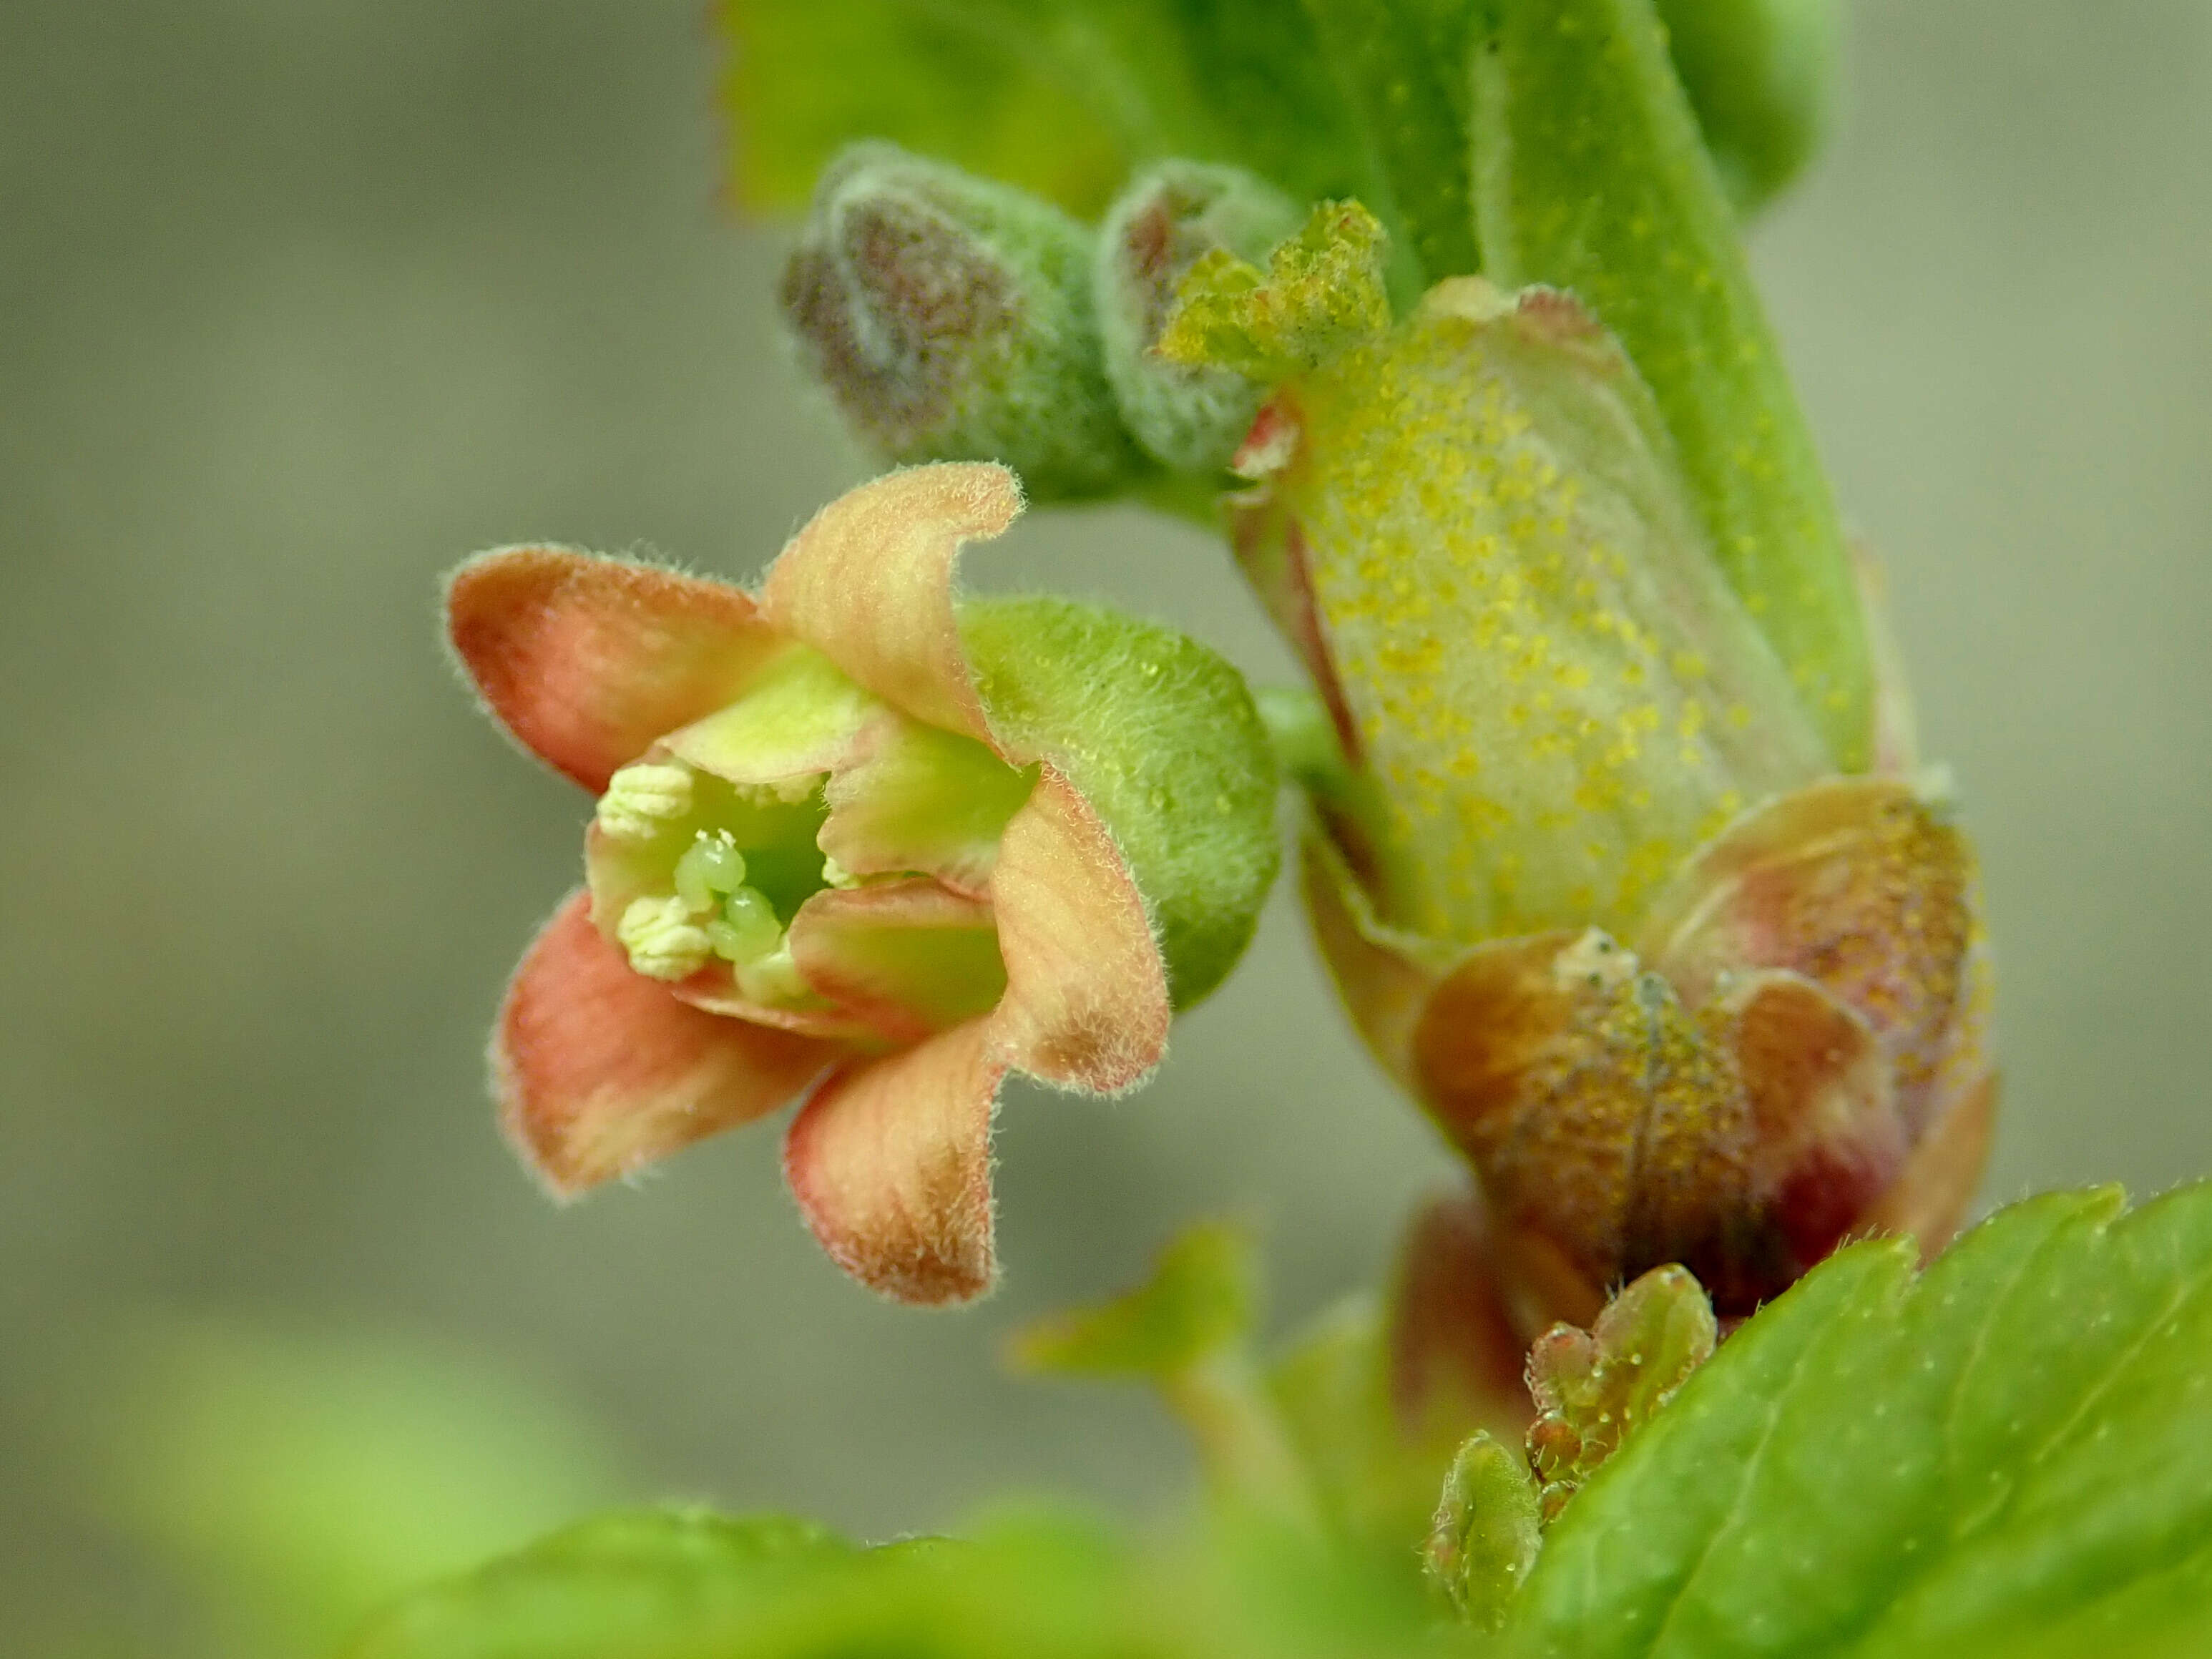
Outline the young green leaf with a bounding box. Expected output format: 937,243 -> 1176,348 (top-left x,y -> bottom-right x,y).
1512,1184 -> 2212,1658
1013,1225 -> 1324,1529
1425,1432 -> 1542,1630
1012,1222 -> 1256,1379
1524,1266 -> 1716,1522
1469,0 -> 1871,770
1155,201 -> 1392,384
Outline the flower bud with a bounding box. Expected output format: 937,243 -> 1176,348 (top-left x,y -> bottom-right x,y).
1092,162 -> 1299,473
1172,207 -> 1996,1328
1241,276 -> 1831,946
1523,1263 -> 1714,1520
780,144 -> 1149,499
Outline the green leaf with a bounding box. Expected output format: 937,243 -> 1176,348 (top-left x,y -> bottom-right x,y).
343,1508 -> 854,1659
1298,0 -> 1482,286
719,0 -> 1372,222
1512,1185 -> 2212,1658
52,1319 -> 621,1658
1013,1221 -> 1257,1379
349,1504 -> 1463,1659
1469,0 -> 1871,770
1655,0 -> 1841,217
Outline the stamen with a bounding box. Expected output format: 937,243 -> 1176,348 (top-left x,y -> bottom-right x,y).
595,763 -> 694,842
615,895 -> 713,981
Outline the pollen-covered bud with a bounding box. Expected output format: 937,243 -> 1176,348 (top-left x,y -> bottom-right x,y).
1244,277 -> 1831,944
1188,210 -> 1997,1331
1092,162 -> 1299,474
780,144 -> 1149,499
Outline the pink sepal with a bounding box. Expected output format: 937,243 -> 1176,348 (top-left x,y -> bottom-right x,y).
496,891 -> 840,1192
757,463 -> 1020,748
449,547 -> 784,792
990,766 -> 1170,1094
783,1022 -> 1004,1305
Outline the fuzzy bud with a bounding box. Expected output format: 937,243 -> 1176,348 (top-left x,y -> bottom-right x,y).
780,143 -> 1149,499
1093,162 -> 1300,473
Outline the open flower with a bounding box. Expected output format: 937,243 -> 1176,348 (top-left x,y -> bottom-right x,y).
1173,215 -> 1994,1329
448,463 -> 1276,1304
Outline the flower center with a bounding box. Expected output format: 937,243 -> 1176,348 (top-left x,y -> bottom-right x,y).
592,759 -> 837,1004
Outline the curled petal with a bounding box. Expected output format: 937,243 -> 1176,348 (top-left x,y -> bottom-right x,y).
758,462 -> 1019,745
1863,1068 -> 1997,1255
787,879 -> 1007,1044
783,1022 -> 1004,1304
656,645 -> 884,789
818,713 -> 1037,894
496,891 -> 839,1193
990,767 -> 1170,1093
1412,930 -> 1753,1300
448,548 -> 783,792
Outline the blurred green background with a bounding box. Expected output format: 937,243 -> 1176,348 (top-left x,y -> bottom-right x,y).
5,1 -> 2210,1653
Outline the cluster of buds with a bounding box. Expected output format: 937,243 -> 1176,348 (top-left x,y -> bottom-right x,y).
781,144 -> 1298,496
449,464 -> 1278,1303
1170,207 -> 1994,1332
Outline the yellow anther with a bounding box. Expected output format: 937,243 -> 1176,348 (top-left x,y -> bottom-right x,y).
595,763 -> 693,842
616,895 -> 713,981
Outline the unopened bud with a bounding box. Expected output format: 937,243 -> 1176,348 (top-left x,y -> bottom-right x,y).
1524,1264 -> 1715,1520
780,143 -> 1148,499
1424,1431 -> 1542,1629
1093,162 -> 1299,473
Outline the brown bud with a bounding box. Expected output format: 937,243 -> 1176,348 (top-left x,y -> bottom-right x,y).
1394,775 -> 1992,1323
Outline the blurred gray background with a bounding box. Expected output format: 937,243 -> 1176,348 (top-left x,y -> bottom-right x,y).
4,1 -> 2209,1651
